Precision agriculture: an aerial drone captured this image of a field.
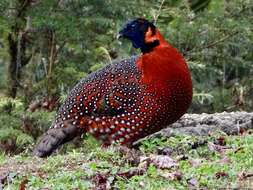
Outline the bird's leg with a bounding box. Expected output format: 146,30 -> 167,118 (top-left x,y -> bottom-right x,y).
33,122 -> 84,157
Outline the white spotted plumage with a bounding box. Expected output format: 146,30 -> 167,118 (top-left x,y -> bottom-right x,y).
51,56 -> 183,146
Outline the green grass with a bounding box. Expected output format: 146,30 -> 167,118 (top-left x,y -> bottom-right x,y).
0,98 -> 252,189
1,133 -> 253,189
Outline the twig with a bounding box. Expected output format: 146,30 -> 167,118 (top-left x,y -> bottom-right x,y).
17,0 -> 31,17
153,0 -> 165,24
184,4 -> 252,55
186,31 -> 239,55
55,41 -> 66,58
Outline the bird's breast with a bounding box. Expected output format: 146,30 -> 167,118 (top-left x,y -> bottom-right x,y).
136,48 -> 193,123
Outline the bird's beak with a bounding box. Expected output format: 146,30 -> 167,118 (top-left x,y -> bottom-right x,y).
117,30 -> 125,40
117,31 -> 124,40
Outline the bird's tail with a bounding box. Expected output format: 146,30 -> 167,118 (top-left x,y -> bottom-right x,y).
33,122 -> 84,157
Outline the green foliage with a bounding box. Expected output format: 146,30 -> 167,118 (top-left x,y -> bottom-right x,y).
0,128 -> 34,146
140,136 -> 168,152
0,98 -> 54,153
1,133 -> 253,189
189,0 -> 212,12
0,0 -> 252,112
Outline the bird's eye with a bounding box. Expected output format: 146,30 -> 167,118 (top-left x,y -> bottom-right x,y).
131,23 -> 136,29
126,22 -> 137,31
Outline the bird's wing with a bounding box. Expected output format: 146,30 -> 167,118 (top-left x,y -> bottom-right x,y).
93,84 -> 131,117
33,57 -> 144,157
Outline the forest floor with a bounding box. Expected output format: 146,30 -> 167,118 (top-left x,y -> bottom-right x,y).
1,131 -> 253,189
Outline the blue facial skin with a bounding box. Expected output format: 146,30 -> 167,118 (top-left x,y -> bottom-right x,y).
118,18 -> 156,52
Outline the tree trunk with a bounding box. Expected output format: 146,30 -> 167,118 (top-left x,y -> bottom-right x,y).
7,31 -> 31,98
6,1 -> 33,98
134,112 -> 253,145
7,33 -> 19,98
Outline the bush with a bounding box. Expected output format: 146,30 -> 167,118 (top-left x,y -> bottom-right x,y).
0,98 -> 55,154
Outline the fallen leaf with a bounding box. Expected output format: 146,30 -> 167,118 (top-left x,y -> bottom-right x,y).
219,156 -> 231,164
92,173 -> 109,190
214,136 -> 226,146
190,140 -> 207,149
149,155 -> 178,169
0,174 -> 7,189
160,171 -> 183,181
239,128 -> 246,135
139,181 -> 145,187
187,177 -> 199,187
117,146 -> 141,166
157,147 -> 174,156
0,172 -> 17,188
207,142 -> 229,153
19,178 -> 28,190
215,172 -> 229,178
234,147 -> 244,154
237,171 -> 253,189
117,168 -> 145,179
138,158 -> 149,170
189,159 -> 202,167
176,155 -> 188,161
238,172 -> 253,180
0,174 -> 8,185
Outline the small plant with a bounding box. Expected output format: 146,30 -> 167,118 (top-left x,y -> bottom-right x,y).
0,100 -> 16,114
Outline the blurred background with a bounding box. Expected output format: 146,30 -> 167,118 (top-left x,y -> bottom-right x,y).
0,0 -> 252,153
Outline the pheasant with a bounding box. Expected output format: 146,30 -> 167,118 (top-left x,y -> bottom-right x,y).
33,18 -> 192,157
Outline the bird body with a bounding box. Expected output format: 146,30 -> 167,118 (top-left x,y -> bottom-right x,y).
34,18 -> 192,157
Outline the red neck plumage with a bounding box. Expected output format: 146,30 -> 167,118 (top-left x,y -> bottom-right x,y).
145,29 -> 168,47
136,29 -> 191,88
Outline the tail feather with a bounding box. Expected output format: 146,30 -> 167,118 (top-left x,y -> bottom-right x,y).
33,123 -> 84,157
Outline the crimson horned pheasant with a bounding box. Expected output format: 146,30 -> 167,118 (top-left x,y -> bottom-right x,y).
33,18 -> 192,157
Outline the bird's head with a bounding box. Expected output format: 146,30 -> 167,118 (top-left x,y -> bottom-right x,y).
118,18 -> 161,54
